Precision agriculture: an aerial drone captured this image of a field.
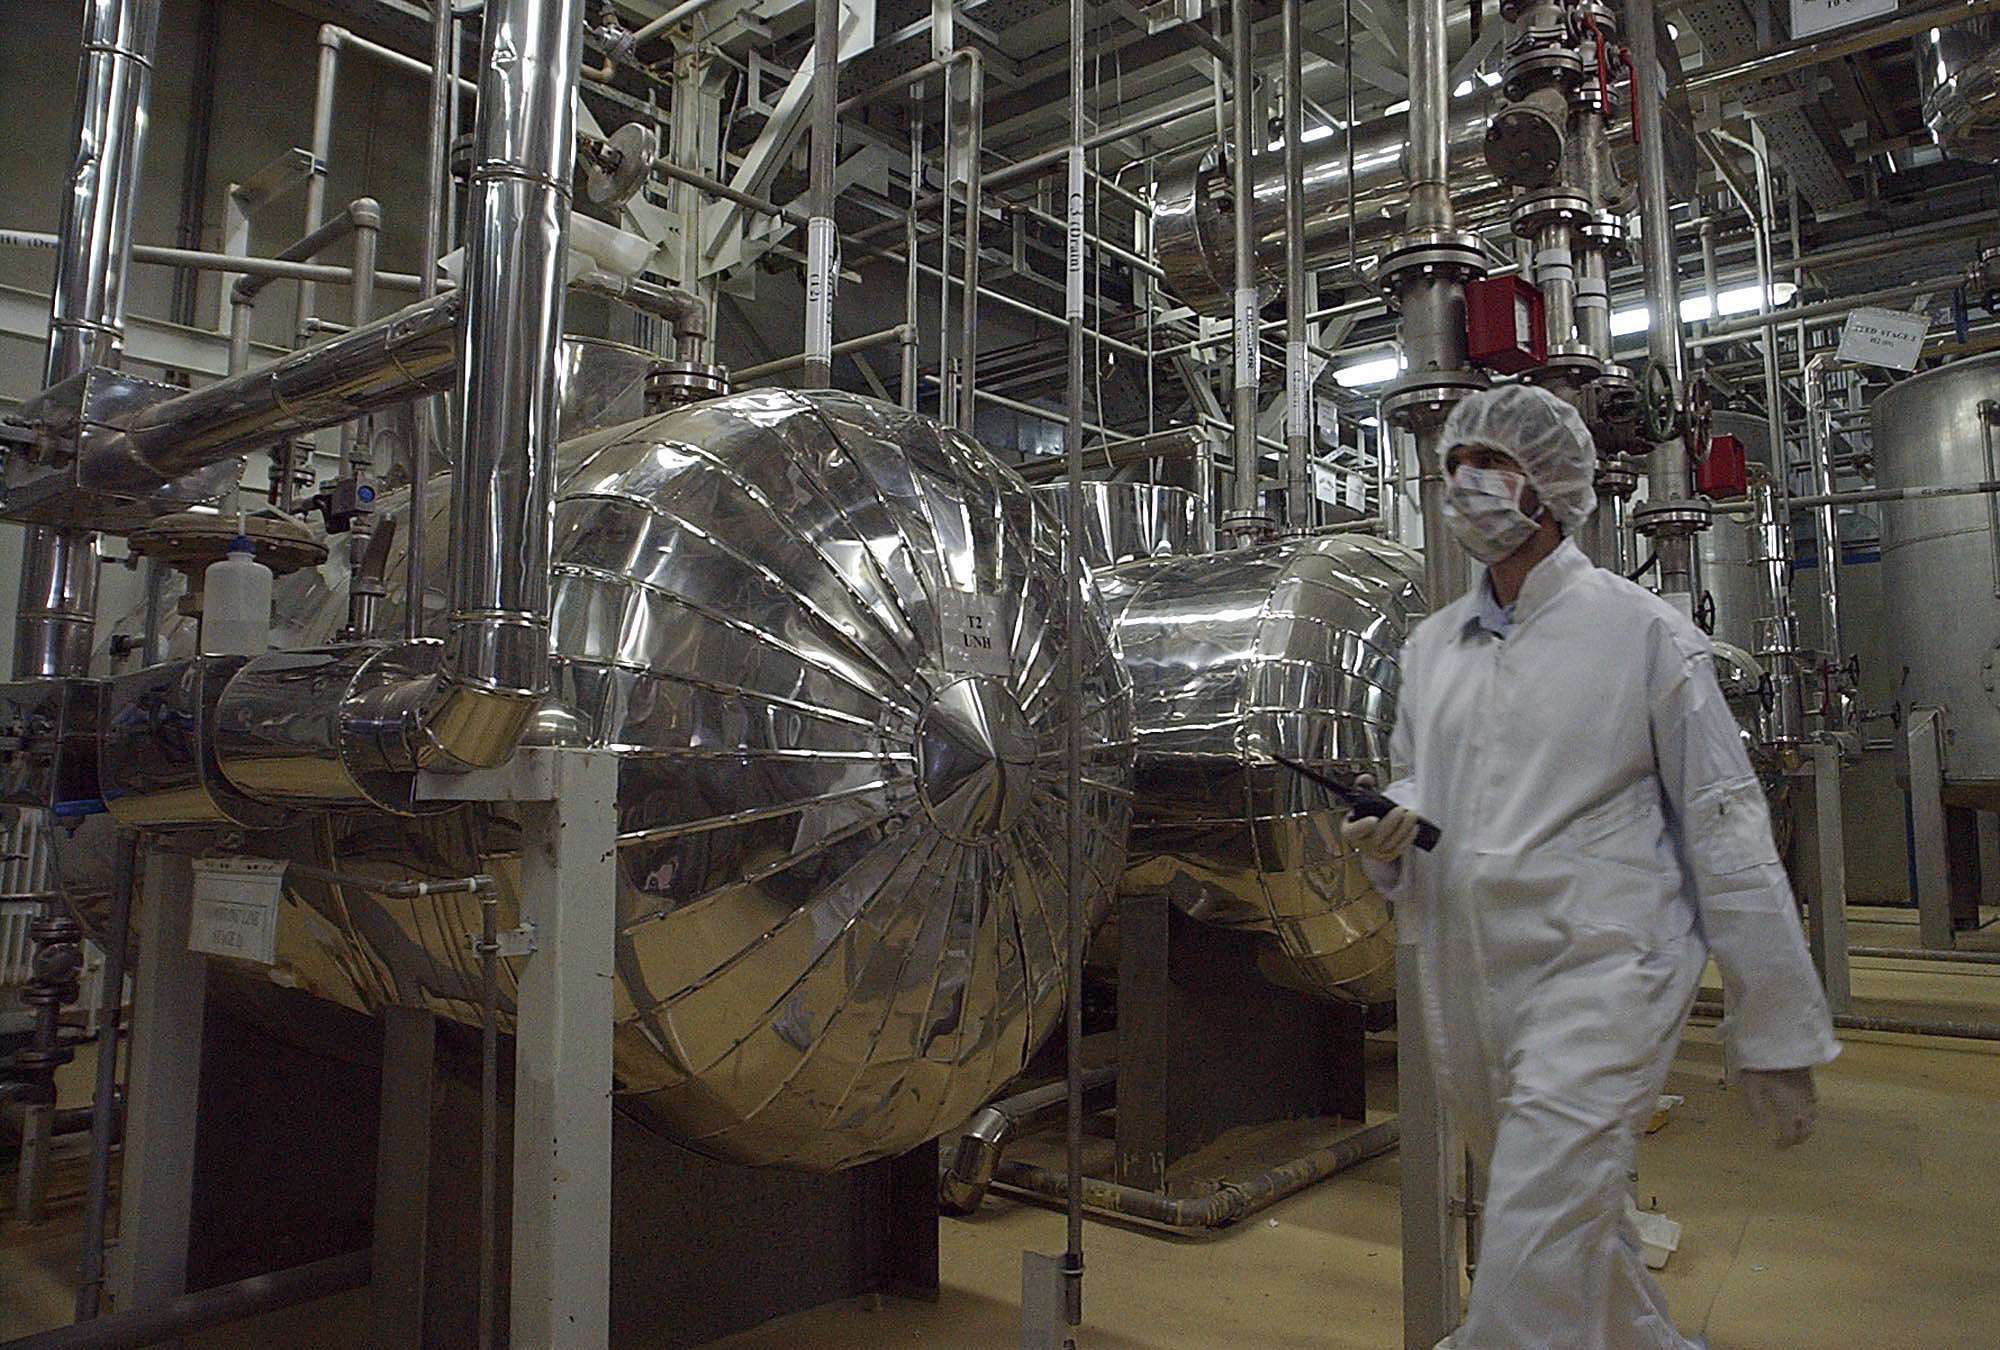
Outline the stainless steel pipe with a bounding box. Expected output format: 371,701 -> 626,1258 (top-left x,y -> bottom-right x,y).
1281,0 -> 1310,531
17,0 -> 161,680
1225,0 -> 1264,541
803,0 -> 838,385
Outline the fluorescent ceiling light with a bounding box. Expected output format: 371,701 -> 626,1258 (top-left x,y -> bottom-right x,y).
1609,283 -> 1798,336
1334,353 -> 1403,388
1360,415 -> 1381,428
1267,123 -> 1340,151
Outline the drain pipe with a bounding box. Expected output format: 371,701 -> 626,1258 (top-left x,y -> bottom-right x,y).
16,0 -> 161,681
939,1067 -> 1118,1217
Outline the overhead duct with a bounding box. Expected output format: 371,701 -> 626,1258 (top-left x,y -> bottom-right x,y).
1921,16 -> 2000,160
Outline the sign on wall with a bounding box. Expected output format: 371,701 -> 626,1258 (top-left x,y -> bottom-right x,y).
1791,0 -> 1899,39
1836,306 -> 1930,372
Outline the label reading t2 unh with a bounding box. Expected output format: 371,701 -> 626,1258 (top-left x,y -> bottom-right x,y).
939,589 -> 1011,679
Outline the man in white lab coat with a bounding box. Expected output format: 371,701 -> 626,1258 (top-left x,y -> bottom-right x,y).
1347,384 -> 1839,1350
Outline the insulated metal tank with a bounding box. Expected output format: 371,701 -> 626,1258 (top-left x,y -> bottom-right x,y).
1920,18 -> 2000,162
75,390 -> 1135,1169
1872,354 -> 2000,805
1096,533 -> 1426,1003
1033,482 -> 1213,568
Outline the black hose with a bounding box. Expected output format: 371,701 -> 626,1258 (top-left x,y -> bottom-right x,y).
1626,551 -> 1660,582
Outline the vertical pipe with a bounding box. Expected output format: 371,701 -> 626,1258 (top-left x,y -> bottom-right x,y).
1226,0 -> 1262,539
1063,0 -> 1087,1326
477,893 -> 498,1350
445,0 -> 585,719
1281,0 -> 1310,531
19,0 -> 161,680
411,0 -> 453,639
1803,355 -> 1844,685
903,102 -> 922,411
74,832 -> 137,1320
346,203 -> 382,638
956,54 -> 983,432
1628,0 -> 1694,601
298,31 -> 340,345
803,0 -> 839,386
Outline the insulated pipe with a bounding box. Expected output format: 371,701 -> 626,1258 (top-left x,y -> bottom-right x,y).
938,1067 -> 1119,1216
1803,353 -> 1846,689
424,0 -> 583,765
18,0 -> 161,680
415,0 -> 453,638
957,52 -> 984,432
803,0 -> 839,386
1281,0 -> 1310,531
1225,0 -> 1265,540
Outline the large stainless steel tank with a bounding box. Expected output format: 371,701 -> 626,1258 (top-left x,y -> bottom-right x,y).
1033,482 -> 1212,569
76,390 -> 1135,1170
1096,533 -> 1426,1003
1872,354 -> 2000,805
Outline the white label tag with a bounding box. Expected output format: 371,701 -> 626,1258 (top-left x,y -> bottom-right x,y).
1235,287 -> 1261,389
1312,462 -> 1341,506
938,589 -> 1011,678
190,857 -> 286,965
1286,340 -> 1310,437
1790,0 -> 1897,39
805,216 -> 837,367
1065,149 -> 1085,323
1836,306 -> 1929,372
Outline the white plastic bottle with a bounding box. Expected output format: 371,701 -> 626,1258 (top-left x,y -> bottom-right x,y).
201,536 -> 274,657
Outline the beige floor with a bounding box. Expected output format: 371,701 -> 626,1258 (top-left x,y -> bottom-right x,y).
6,909 -> 1998,1348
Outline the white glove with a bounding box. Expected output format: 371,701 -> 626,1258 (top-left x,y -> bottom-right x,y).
1341,806 -> 1420,862
1739,1067 -> 1818,1149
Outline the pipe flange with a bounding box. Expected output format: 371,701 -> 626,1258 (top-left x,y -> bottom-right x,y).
646,361 -> 731,410
584,123 -> 661,209
1509,188 -> 1594,236
1593,463 -> 1640,498
1374,230 -> 1489,299
1502,46 -> 1585,99
1381,368 -> 1488,431
1220,510 -> 1277,541
1525,346 -> 1606,381
1632,497 -> 1713,537
1580,213 -> 1630,251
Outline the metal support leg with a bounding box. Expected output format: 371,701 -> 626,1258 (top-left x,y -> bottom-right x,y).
371,1004 -> 438,1348
110,849 -> 206,1313
14,1104 -> 55,1225
1908,709 -> 1956,952
1810,743 -> 1852,1014
423,748 -> 618,1350
1398,939 -> 1459,1349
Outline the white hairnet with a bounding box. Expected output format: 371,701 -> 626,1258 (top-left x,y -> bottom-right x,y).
1440,384 -> 1598,529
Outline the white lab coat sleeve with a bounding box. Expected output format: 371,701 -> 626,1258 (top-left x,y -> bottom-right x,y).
1647,619 -> 1840,1073
1360,625 -> 1423,902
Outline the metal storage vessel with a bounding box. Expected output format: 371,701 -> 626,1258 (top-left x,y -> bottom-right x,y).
1096,533 -> 1426,1004
1033,481 -> 1213,569
71,390 -> 1136,1170
1698,411 -> 1776,655
1872,353 -> 2000,805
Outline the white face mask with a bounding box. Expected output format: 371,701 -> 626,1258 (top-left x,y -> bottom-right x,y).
1442,465 -> 1540,564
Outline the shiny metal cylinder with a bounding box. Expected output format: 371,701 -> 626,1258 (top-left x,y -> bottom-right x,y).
803,0 -> 838,386
1033,483 -> 1213,569
1226,0 -> 1264,538
1281,0 -> 1310,530
1099,532 -> 1427,1003
1154,104 -> 1502,316
21,0 -> 161,680
1920,14 -> 2000,161
1406,0 -> 1451,228
448,0 -> 583,714
1697,411 -> 1775,652
1871,353 -> 2000,802
79,390 -> 1136,1171
43,0 -> 159,384
1802,356 -> 1845,681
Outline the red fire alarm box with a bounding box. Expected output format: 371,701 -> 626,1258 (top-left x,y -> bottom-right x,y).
1466,275 -> 1548,375
1699,433 -> 1749,498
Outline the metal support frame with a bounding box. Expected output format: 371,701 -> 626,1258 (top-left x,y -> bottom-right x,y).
370,1005 -> 438,1347
109,850 -> 206,1313
1907,709 -> 1957,952
1808,743 -> 1852,1014
418,748 -> 619,1350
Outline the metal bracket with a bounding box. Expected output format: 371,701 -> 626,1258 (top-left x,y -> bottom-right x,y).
469,922 -> 538,959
